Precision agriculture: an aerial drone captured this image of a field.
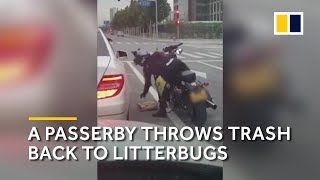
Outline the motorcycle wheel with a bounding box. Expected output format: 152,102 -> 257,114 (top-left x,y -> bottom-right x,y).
191,102 -> 207,126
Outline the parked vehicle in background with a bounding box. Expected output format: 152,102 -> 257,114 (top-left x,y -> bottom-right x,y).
117,31 -> 124,37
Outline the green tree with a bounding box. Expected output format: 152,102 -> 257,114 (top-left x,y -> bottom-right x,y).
111,0 -> 171,30
147,0 -> 171,23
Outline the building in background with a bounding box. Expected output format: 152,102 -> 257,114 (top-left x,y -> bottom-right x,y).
192,0 -> 209,21
110,7 -> 118,21
210,0 -> 223,21
174,0 -> 223,22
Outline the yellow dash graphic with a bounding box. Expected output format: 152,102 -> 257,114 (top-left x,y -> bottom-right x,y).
28,117 -> 77,121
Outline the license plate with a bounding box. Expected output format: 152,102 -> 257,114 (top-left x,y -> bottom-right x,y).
190,89 -> 208,103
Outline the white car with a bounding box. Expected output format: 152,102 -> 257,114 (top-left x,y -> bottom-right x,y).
97,29 -> 129,120
117,31 -> 124,37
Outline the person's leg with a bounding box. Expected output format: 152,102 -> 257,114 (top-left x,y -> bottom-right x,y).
154,75 -> 161,103
152,84 -> 169,118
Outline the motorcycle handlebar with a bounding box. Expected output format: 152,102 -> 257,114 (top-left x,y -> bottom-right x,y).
163,43 -> 183,52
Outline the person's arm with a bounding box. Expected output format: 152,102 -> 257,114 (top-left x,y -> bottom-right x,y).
141,66 -> 152,98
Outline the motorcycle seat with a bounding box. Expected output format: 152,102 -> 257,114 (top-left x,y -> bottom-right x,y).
179,70 -> 196,83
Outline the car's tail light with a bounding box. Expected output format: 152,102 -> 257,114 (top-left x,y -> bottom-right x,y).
97,74 -> 124,99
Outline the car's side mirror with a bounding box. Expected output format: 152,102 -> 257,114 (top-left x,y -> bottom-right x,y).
117,51 -> 127,58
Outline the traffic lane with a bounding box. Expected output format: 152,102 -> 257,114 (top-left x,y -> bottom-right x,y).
126,60 -> 223,128
122,56 -> 223,127
109,38 -> 223,108
197,61 -> 223,69
107,35 -> 223,60
107,34 -> 165,45
108,36 -> 223,127
110,42 -> 164,55
107,34 -> 224,55
124,61 -> 175,127
113,44 -> 223,63
107,36 -> 223,100
109,33 -> 222,47
185,62 -> 223,105
119,52 -> 223,127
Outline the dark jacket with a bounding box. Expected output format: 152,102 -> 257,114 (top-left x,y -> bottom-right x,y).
142,51 -> 190,95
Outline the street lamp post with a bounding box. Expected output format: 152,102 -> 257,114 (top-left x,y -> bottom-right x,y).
149,0 -> 158,38
175,10 -> 180,39
155,0 -> 158,38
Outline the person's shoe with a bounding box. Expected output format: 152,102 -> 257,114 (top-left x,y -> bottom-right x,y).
152,110 -> 167,118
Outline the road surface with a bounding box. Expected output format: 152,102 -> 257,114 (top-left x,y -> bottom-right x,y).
105,34 -> 223,129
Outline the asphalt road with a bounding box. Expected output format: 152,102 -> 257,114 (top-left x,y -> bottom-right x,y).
105,34 -> 223,129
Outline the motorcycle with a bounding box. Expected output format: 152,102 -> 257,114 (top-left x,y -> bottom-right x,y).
163,43 -> 217,126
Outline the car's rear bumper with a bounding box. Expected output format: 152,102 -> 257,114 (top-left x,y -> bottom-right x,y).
98,101 -> 128,120
97,89 -> 129,120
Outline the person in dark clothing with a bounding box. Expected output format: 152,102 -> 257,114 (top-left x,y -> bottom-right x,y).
132,49 -> 190,117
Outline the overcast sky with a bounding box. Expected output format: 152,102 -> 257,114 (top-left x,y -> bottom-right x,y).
97,0 -> 173,26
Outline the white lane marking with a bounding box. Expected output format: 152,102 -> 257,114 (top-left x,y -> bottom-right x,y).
167,112 -> 186,130
116,42 -> 122,44
143,42 -> 149,44
191,70 -> 207,79
194,52 -> 219,58
126,61 -> 186,129
152,42 -> 157,45
177,55 -> 186,59
182,52 -> 202,58
135,42 -> 139,44
208,52 -> 223,57
126,42 -> 131,45
198,61 -> 223,70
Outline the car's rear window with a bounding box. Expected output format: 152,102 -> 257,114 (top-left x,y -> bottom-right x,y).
97,32 -> 110,56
